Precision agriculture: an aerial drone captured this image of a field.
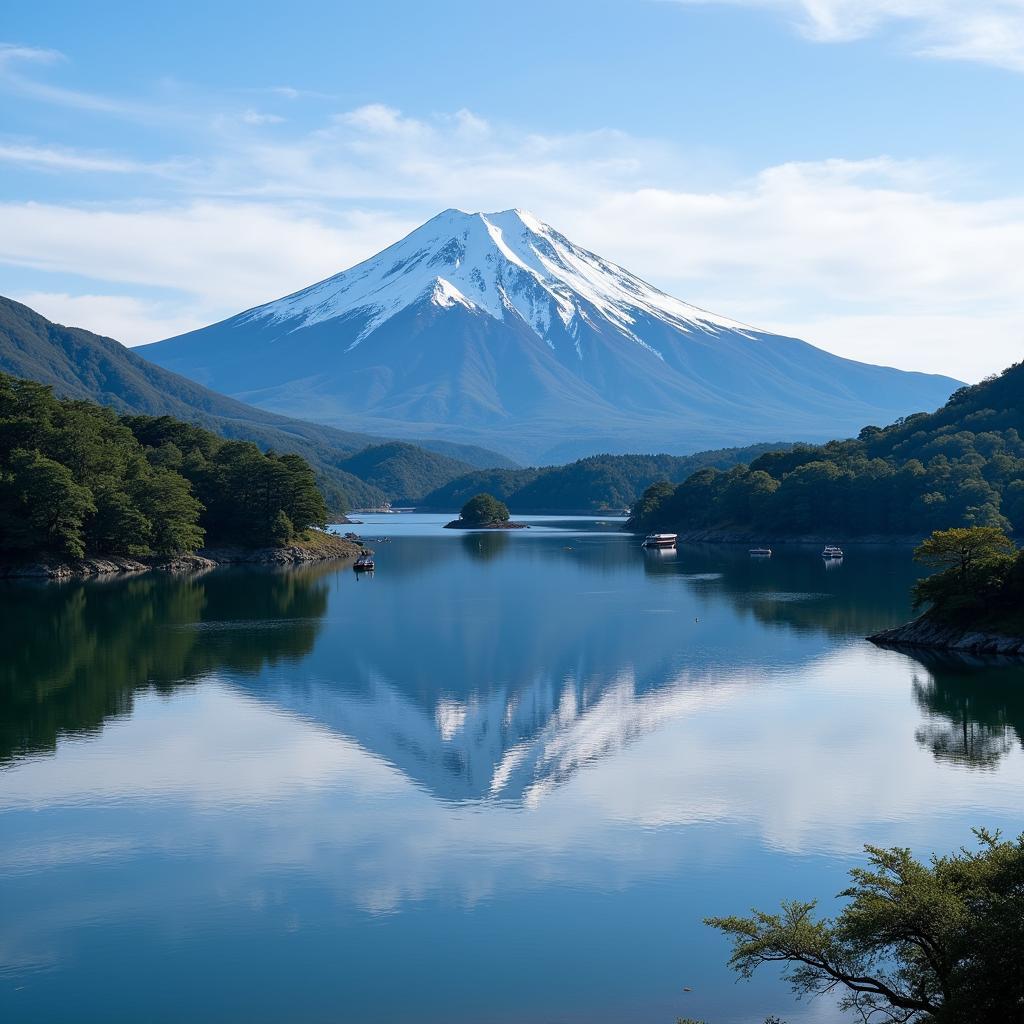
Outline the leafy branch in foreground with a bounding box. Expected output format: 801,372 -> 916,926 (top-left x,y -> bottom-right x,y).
706,829 -> 1024,1023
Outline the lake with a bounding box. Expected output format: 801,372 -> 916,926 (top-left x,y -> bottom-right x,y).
2,515 -> 1023,1024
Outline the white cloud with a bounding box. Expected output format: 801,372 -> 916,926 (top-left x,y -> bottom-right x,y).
0,42 -> 63,66
239,108 -> 283,126
0,200 -> 415,327
4,134 -> 1019,374
0,100 -> 1021,375
0,140 -> 186,175
769,313 -> 1024,382
674,0 -> 1024,71
13,291 -> 206,346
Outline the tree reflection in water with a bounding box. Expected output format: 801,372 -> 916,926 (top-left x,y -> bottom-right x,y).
909,650 -> 1024,768
0,565 -> 332,765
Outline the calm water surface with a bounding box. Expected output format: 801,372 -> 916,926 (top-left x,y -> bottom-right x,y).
2,515 -> 1023,1023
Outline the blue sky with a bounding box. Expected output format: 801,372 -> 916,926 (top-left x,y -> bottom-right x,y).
3,0 -> 1024,380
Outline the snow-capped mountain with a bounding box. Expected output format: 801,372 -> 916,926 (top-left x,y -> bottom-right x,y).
141,209 -> 960,463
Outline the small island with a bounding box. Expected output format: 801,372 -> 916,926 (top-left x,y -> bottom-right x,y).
869,526 -> 1024,655
444,493 -> 528,530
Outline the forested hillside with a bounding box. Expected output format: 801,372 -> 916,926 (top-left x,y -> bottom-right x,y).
0,296 -> 507,510
630,362 -> 1024,538
0,373 -> 329,561
337,443 -> 480,504
419,444 -> 790,512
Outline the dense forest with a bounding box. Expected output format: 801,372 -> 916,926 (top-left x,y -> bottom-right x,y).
419,443 -> 790,512
0,296 -> 509,511
337,442 -> 480,504
630,361 -> 1024,538
0,372 -> 330,561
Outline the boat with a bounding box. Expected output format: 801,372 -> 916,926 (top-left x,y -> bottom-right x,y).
749,547 -> 772,557
822,545 -> 844,559
642,533 -> 677,549
353,554 -> 375,572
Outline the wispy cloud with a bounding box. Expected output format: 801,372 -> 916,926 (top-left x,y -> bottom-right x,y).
0,42 -> 63,66
672,0 -> 1024,71
0,42 -> 144,115
0,140 -> 188,175
239,109 -> 284,126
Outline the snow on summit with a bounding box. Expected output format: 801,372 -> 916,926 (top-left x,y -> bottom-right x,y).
243,208 -> 756,351
143,206 -> 961,464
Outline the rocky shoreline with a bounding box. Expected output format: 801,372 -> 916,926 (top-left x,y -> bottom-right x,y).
869,616 -> 1024,657
0,533 -> 363,581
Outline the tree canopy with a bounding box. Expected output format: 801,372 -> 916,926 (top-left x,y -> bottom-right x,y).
419,444 -> 790,513
707,828 -> 1024,1023
0,372 -> 328,561
459,493 -> 510,526
910,526 -> 1022,626
631,361 -> 1024,538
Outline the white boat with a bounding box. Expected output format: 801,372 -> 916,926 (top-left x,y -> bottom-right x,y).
749,547 -> 772,557
642,533 -> 678,549
822,545 -> 844,559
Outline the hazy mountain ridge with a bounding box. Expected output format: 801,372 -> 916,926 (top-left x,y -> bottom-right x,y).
418,444 -> 792,512
142,208 -> 961,463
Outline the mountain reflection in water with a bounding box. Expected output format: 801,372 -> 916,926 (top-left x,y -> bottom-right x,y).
2,522 -> 1024,1024
4,534 -> 1022,797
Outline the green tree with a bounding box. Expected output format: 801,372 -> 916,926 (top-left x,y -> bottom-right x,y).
134,467 -> 204,555
706,829 -> 1024,1024
6,449 -> 96,558
459,493 -> 510,526
87,477 -> 152,555
912,527 -> 1017,611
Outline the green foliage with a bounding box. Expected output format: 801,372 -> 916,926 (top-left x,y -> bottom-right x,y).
459,493 -> 510,526
123,418 -> 328,547
631,362 -> 1024,538
337,442 -> 475,504
0,371 -> 330,561
706,828 -> 1024,1023
419,444 -> 790,512
2,449 -> 96,557
911,526 -> 1020,615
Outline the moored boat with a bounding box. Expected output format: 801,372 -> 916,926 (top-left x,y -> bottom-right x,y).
749,547 -> 772,557
822,545 -> 844,559
353,554 -> 375,572
642,533 -> 677,549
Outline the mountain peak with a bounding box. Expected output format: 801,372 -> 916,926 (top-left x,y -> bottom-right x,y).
142,209 -> 961,464
237,206 -> 753,350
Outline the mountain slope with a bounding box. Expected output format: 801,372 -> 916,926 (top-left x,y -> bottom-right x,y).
142,208 -> 961,464
0,296 -> 510,508
338,442 -> 483,504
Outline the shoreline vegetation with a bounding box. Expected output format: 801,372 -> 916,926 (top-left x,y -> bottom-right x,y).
868,527 -> 1024,656
629,360 -> 1024,543
0,372 -> 362,579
